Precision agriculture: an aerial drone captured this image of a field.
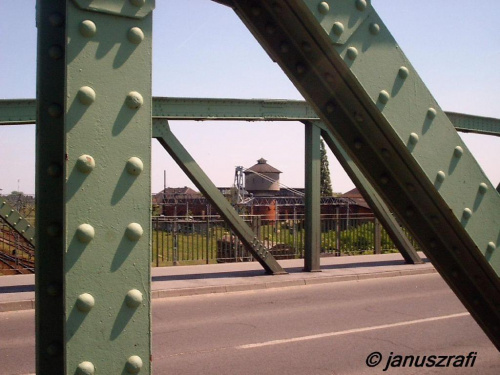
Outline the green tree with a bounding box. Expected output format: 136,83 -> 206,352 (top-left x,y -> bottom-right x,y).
320,139 -> 333,196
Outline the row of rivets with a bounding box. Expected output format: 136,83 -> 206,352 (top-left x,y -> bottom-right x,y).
76,289 -> 143,313
76,155 -> 143,176
77,86 -> 144,110
74,223 -> 143,243
79,20 -> 144,46
76,355 -> 143,375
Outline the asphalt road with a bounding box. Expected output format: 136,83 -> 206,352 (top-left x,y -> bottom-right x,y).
1,273 -> 498,374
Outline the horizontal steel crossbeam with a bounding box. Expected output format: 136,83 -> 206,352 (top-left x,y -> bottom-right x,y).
1,97 -> 499,136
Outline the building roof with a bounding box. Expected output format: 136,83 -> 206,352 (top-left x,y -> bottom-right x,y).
244,158 -> 282,174
340,188 -> 370,209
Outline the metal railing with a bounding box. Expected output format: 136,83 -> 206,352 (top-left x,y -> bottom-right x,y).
151,213 -> 419,266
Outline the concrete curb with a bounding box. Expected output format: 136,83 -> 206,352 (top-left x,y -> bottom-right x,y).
0,267 -> 437,312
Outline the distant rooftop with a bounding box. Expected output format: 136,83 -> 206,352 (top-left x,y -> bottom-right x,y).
244,158 -> 282,174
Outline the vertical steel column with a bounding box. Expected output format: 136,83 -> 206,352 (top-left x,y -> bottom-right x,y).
304,122 -> 321,271
36,1 -> 154,374
374,218 -> 382,255
36,1 -> 67,372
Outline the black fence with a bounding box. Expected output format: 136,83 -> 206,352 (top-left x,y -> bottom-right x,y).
152,213 -> 419,266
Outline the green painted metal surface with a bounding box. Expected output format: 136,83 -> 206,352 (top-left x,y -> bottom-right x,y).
154,120 -> 286,275
2,97 -> 499,137
446,112 -> 500,137
36,0 -> 153,373
317,121 -> 422,264
0,198 -> 35,246
227,0 -> 500,349
35,0 -> 66,372
304,123 -> 321,271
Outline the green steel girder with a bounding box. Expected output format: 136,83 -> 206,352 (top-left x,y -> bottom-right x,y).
1,97 -> 499,137
0,198 -> 35,246
314,121 -> 422,264
225,0 -> 500,350
304,123 -> 321,271
153,120 -> 286,275
36,1 -> 153,374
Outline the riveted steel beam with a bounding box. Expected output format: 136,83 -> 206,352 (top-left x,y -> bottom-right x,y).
226,0 -> 500,349
153,120 -> 286,275
36,0 -> 153,373
0,198 -> 35,246
304,123 -> 321,271
2,97 -> 499,137
315,121 -> 422,264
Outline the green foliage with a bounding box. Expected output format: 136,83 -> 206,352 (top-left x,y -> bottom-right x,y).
320,139 -> 333,196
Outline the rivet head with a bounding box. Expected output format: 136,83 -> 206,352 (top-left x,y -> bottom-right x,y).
462,208 -> 472,220
129,0 -> 146,7
318,2 -> 330,14
126,223 -> 143,241
369,23 -> 380,35
128,27 -> 144,44
380,174 -> 389,185
48,103 -> 62,118
332,22 -> 344,36
427,107 -> 437,120
48,163 -> 62,177
126,289 -> 143,308
354,140 -> 363,150
78,86 -> 96,106
453,146 -> 463,158
76,293 -> 95,312
378,90 -> 390,105
398,67 -> 409,80
77,361 -> 95,375
47,224 -> 61,237
126,157 -> 144,176
356,0 -> 368,11
251,6 -> 262,16
46,342 -> 62,357
280,42 -> 290,53
487,242 -> 496,252
76,224 -> 95,243
436,171 -> 446,182
325,102 -> 336,113
346,47 -> 358,61
47,283 -> 61,297
126,356 -> 143,374
265,24 -> 276,34
406,183 -> 415,192
79,20 -> 97,38
126,91 -> 144,109
49,45 -> 63,60
76,154 -> 96,174
479,183 -> 488,195
49,13 -> 64,27
296,63 -> 306,74
409,133 -> 419,145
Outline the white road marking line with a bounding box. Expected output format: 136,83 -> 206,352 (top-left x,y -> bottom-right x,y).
237,312 -> 470,349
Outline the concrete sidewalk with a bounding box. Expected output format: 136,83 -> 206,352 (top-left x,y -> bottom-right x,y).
0,253 -> 435,312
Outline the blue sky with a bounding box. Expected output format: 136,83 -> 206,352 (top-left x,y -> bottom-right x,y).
0,0 -> 499,195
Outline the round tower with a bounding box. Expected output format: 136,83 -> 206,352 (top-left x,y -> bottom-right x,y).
244,158 -> 282,196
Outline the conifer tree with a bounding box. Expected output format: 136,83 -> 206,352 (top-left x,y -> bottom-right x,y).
320,139 -> 333,196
